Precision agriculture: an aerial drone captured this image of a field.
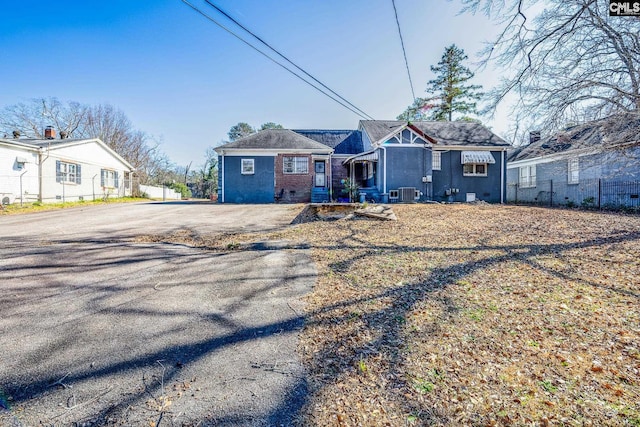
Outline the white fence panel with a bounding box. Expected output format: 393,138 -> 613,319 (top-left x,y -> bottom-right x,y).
140,185 -> 181,200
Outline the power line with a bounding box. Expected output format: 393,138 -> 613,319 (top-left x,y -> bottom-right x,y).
203,0 -> 375,120
181,0 -> 374,121
391,0 -> 416,103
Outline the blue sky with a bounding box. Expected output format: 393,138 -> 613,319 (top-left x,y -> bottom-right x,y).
1,0 -> 506,167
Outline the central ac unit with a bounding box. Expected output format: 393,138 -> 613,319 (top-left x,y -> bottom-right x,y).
398,187 -> 416,203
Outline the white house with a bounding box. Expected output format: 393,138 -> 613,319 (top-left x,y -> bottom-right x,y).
0,130 -> 135,204
0,139 -> 39,205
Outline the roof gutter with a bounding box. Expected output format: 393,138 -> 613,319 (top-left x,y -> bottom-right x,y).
508,140 -> 640,167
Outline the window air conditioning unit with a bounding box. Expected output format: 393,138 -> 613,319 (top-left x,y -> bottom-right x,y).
398,187 -> 417,203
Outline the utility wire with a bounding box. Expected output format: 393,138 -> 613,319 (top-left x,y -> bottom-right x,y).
181,0 -> 373,121
203,0 -> 374,120
391,0 -> 416,103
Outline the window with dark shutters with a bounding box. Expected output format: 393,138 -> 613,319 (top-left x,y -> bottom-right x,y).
56,160 -> 81,183
100,169 -> 117,187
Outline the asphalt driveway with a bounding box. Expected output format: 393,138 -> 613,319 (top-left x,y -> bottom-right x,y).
0,202 -> 313,426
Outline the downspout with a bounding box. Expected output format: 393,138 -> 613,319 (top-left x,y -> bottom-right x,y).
37,147 -> 49,203
92,174 -> 98,201
350,159 -> 354,188
20,168 -> 28,207
221,152 -> 225,203
423,145 -> 429,201
500,150 -> 505,204
380,145 -> 387,194
328,152 -> 333,202
349,159 -> 353,202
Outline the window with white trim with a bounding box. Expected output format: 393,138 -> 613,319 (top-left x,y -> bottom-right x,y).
241,158 -> 255,175
432,151 -> 441,170
56,160 -> 81,184
568,158 -> 579,184
101,169 -> 119,188
519,165 -> 536,188
283,156 -> 308,174
463,163 -> 487,176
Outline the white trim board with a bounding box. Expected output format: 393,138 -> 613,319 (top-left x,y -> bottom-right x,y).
507,148 -> 601,169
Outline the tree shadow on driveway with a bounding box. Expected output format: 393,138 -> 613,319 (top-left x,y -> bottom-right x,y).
0,230 -> 315,426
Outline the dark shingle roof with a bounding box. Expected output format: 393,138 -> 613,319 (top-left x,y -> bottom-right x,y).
359,120 -> 510,147
216,129 -> 332,151
18,138 -> 92,147
0,137 -> 93,148
508,113 -> 640,162
292,130 -> 364,154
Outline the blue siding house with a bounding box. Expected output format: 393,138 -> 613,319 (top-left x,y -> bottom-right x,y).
215,129 -> 332,203
216,120 -> 510,204
506,114 -> 640,206
350,121 -> 510,203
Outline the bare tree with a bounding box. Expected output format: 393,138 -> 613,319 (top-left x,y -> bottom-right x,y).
462,0 -> 640,132
0,97 -> 88,138
192,146 -> 218,198
80,104 -> 132,152
0,98 -> 173,184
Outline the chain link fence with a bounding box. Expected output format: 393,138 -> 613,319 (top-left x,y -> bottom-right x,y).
1,174 -> 144,204
1,175 -> 220,205
507,177 -> 640,210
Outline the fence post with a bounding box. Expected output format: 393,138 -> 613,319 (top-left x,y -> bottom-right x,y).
598,178 -> 602,210
549,180 -> 553,207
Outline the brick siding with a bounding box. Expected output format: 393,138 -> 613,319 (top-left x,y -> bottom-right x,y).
275,154 -> 313,203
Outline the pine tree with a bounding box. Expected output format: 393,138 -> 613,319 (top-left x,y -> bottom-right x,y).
398,45 -> 482,122
227,122 -> 255,141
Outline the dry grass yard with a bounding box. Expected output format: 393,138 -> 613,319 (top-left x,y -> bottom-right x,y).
153,203 -> 640,426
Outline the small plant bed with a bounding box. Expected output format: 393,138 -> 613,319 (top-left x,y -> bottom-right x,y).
264,204 -> 639,426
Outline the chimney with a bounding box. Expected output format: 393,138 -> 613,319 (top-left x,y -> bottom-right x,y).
45,126 -> 56,139
60,131 -> 68,139
12,130 -> 21,139
529,131 -> 541,144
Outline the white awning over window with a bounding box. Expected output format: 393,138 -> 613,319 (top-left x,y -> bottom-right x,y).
461,151 -> 495,164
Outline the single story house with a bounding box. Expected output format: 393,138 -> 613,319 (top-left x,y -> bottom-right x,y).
0,128 -> 135,204
506,114 -> 640,206
215,129 -> 333,203
215,120 -> 510,204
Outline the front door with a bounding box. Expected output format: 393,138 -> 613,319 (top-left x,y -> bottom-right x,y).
314,161 -> 326,187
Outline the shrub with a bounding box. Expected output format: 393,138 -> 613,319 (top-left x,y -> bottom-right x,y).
169,182 -> 192,199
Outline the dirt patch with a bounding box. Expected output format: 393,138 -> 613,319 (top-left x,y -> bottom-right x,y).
292,204 -> 397,223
